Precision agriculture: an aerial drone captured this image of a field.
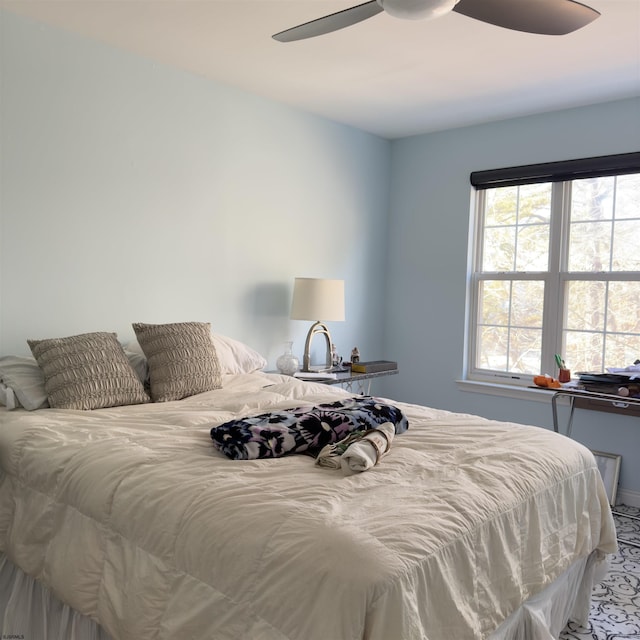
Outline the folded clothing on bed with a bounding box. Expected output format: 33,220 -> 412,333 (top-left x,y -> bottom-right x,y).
316,421 -> 395,473
210,396 -> 408,460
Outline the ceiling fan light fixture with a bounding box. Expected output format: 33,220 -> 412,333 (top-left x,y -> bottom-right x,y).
377,0 -> 459,20
273,0 -> 600,43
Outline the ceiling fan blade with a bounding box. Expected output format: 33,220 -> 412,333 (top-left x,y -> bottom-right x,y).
272,1 -> 384,42
452,0 -> 600,35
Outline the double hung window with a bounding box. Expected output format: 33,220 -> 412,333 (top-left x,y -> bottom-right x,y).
467,152 -> 640,385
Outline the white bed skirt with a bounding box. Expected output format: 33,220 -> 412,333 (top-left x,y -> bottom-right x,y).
0,553 -> 111,640
0,550 -> 606,640
489,550 -> 608,639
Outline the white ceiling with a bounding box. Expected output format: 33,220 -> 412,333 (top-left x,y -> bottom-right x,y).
2,0 -> 640,139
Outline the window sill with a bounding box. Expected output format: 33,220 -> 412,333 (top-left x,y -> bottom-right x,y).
456,379 -> 567,404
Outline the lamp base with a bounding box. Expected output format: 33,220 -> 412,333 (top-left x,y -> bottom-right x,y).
301,321 -> 333,372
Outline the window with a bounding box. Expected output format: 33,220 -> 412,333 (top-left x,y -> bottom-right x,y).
467,153 -> 640,386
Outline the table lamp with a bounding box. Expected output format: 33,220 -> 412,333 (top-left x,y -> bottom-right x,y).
290,277 -> 345,372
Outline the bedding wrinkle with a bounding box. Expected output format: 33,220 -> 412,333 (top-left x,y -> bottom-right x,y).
364,461 -> 615,639
247,512 -> 401,640
0,372 -> 617,640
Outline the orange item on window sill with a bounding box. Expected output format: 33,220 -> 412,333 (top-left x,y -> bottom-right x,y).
533,375 -> 562,389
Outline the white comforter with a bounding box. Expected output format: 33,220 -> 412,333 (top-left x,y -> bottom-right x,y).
0,373 -> 617,640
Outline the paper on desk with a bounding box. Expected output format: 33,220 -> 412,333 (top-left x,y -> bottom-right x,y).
606,364 -> 640,378
293,371 -> 338,380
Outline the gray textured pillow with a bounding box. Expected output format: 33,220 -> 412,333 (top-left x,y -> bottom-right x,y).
132,322 -> 222,402
27,332 -> 150,410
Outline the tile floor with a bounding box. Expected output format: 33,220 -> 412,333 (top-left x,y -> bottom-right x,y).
560,505 -> 640,640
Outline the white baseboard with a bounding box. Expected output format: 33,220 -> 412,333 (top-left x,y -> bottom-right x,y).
616,488 -> 640,508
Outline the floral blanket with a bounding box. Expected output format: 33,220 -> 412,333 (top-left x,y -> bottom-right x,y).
210,396 -> 408,460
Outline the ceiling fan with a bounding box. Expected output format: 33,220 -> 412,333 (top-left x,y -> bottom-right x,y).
272,0 -> 600,42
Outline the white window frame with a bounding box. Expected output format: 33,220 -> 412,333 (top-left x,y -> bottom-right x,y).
465,153 -> 640,388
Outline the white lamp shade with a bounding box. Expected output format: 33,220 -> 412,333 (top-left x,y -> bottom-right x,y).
290,278 -> 345,322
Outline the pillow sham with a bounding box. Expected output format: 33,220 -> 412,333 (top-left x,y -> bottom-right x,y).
0,355 -> 49,410
27,332 -> 150,410
132,322 -> 222,402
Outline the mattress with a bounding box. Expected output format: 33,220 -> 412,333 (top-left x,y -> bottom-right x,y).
0,372 -> 617,640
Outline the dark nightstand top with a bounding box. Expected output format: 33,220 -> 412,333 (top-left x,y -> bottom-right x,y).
294,366 -> 399,385
266,366 -> 398,395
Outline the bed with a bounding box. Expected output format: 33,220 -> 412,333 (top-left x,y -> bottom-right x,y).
0,324 -> 617,640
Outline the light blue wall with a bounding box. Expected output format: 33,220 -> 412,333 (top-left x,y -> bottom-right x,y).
0,11 -> 391,366
2,10 -> 639,497
383,97 -> 640,496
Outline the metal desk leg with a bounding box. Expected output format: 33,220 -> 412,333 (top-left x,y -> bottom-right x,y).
339,380 -> 371,395
551,392 -> 576,437
565,396 -> 576,438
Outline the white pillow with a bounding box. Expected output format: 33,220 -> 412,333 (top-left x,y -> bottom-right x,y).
126,332 -> 266,376
0,355 -> 49,410
0,382 -> 17,410
212,333 -> 267,375
124,349 -> 149,385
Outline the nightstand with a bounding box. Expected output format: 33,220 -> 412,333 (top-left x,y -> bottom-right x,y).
298,366 -> 399,395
